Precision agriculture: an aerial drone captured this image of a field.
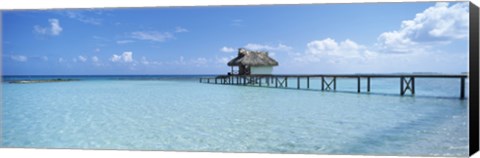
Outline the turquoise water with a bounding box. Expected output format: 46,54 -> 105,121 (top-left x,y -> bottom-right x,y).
1,76 -> 469,156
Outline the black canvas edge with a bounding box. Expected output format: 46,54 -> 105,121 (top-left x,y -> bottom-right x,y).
470,1 -> 479,157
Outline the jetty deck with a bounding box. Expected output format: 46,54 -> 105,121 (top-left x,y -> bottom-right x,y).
199,74 -> 469,99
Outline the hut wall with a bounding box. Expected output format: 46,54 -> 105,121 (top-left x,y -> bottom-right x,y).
251,66 -> 273,75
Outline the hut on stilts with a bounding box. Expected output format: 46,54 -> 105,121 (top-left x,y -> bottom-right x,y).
227,48 -> 279,75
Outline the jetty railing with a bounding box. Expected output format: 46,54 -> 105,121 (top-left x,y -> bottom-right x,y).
199,74 -> 469,99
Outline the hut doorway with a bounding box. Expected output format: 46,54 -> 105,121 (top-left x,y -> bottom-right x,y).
239,65 -> 250,75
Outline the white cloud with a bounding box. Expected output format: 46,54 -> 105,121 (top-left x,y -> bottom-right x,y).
33,26 -> 48,35
179,56 -> 186,64
171,56 -> 187,65
91,56 -> 99,62
58,57 -> 65,63
64,11 -> 102,25
244,43 -> 292,52
42,56 -> 48,61
231,19 -> 244,27
11,55 -> 28,62
116,40 -> 134,44
216,56 -> 231,64
376,2 -> 468,53
123,52 -> 133,62
175,27 -> 189,33
307,38 -> 366,57
141,56 -> 149,65
139,56 -> 162,65
92,35 -> 108,41
49,19 -> 63,35
78,56 -> 87,62
34,19 -> 63,36
110,51 -> 133,63
285,3 -> 468,73
110,54 -> 122,62
94,48 -> 101,52
131,31 -> 174,42
220,46 -> 235,53
294,2 -> 469,65
294,38 -> 375,63
191,57 -> 208,66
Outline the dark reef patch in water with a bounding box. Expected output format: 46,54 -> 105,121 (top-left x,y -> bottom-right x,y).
8,79 -> 80,84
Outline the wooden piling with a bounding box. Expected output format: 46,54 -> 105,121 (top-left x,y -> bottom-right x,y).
297,77 -> 300,89
321,77 -> 325,91
307,77 -> 310,89
411,77 -> 415,95
400,77 -> 405,95
259,77 -> 262,87
461,77 -> 465,99
275,77 -> 278,88
267,77 -> 270,87
367,77 -> 371,92
285,77 -> 288,88
333,77 -> 336,90
357,77 -> 361,93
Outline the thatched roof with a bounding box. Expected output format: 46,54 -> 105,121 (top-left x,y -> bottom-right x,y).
227,48 -> 279,67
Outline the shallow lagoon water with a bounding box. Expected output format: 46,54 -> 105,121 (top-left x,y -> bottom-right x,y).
1,77 -> 469,156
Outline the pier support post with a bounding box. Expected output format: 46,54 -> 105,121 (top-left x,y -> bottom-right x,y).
411,77 -> 415,95
259,77 -> 262,87
267,77 -> 270,87
400,77 -> 405,95
461,77 -> 466,99
400,77 -> 414,96
367,77 -> 371,92
275,77 -> 278,88
307,77 -> 310,89
207,78 -> 210,83
297,77 -> 300,89
200,78 -> 202,83
285,77 -> 288,88
357,77 -> 361,93
334,77 -> 336,91
321,77 -> 325,91
265,77 -> 268,86
322,77 -> 335,91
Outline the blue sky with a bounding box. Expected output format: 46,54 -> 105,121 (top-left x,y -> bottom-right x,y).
2,2 -> 469,75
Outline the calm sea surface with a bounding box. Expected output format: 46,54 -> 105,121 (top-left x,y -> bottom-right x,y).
1,75 -> 469,156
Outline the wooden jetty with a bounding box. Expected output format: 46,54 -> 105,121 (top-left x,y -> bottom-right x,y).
199,74 -> 469,99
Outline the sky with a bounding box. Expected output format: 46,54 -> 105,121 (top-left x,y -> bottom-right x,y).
2,2 -> 470,75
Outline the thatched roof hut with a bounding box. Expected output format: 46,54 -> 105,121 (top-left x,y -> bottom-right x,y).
227,48 -> 278,75
227,48 -> 279,67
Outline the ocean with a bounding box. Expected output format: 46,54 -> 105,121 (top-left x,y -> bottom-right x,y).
1,75 -> 469,156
